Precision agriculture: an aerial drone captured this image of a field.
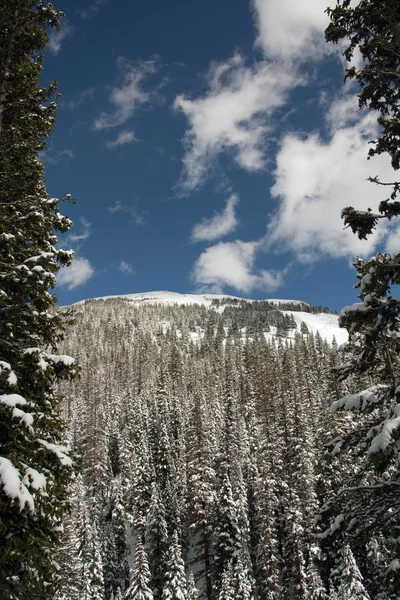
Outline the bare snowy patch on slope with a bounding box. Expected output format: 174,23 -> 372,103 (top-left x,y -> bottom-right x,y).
282,310 -> 347,345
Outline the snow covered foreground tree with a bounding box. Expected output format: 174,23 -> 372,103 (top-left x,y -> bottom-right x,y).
322,0 -> 400,593
0,2 -> 76,598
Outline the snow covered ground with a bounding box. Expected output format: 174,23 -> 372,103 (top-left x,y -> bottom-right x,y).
282,310 -> 347,345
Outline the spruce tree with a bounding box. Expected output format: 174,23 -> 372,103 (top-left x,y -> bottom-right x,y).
322,0 -> 400,586
161,530 -> 188,600
124,541 -> 154,600
0,1 -> 75,598
329,545 -> 370,600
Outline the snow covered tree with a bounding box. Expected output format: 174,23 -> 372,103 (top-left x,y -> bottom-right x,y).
0,2 -> 75,598
329,544 -> 370,600
145,484 -> 169,599
186,572 -> 199,600
322,0 -> 400,589
124,541 -> 154,600
162,530 -> 188,600
212,474 -> 244,595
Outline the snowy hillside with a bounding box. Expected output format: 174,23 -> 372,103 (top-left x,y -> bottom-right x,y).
74,290 -> 346,344
55,287 -> 373,600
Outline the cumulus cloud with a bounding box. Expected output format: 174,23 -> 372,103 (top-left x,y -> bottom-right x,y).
174,54 -> 299,193
252,0 -> 330,61
266,113 -> 395,262
93,58 -> 157,131
191,240 -> 284,294
106,130 -> 136,149
57,257 -> 94,290
191,194 -> 239,242
118,260 -> 134,274
48,21 -> 73,55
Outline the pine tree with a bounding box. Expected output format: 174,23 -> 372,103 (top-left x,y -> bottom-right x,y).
124,541 -> 154,600
329,544 -> 370,600
213,474 -> 243,595
321,1 -> 400,589
0,2 -> 75,598
187,572 -> 199,600
145,484 -> 169,599
162,530 -> 188,600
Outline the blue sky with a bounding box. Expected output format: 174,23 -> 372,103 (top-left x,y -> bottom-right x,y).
43,0 -> 397,311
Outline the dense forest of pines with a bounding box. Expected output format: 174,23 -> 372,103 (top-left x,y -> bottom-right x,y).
52,297 -> 397,599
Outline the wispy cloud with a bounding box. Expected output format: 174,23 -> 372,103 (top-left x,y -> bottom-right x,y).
62,88 -> 94,110
174,54 -> 299,194
172,0 -> 343,194
118,260 -> 134,274
67,217 -> 92,245
80,0 -> 108,19
107,200 -> 146,225
106,130 -> 136,150
42,149 -> 74,165
48,21 -> 73,56
57,257 -> 94,290
191,194 -> 239,242
93,58 -> 158,132
191,240 -> 285,294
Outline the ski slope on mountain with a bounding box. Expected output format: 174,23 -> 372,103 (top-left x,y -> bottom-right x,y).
74,290 -> 347,344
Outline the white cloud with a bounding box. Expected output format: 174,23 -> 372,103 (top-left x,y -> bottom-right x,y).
325,93 -> 361,131
43,149 -> 74,165
68,217 -> 92,244
174,54 -> 299,193
266,113 -> 394,261
106,130 -> 136,149
57,257 -> 94,290
191,240 -> 284,294
252,0 -> 330,61
118,260 -> 134,274
48,22 -> 73,56
172,0 -> 345,193
107,201 -> 146,225
191,194 -> 239,242
94,58 -> 157,131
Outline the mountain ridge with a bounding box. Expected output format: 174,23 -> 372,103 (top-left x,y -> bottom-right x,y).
71,290 -> 346,345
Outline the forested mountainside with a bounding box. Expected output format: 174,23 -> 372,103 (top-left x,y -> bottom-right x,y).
54,294 -> 395,600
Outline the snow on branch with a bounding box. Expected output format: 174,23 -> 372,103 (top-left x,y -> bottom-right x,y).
367,403 -> 400,456
23,348 -> 75,371
331,385 -> 386,413
0,393 -> 27,407
36,439 -> 73,467
0,457 -> 35,512
0,361 -> 17,386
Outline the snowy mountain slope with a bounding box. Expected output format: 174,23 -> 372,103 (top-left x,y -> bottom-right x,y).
75,290 -> 306,308
72,290 -> 346,344
74,290 -> 243,306
282,310 -> 347,345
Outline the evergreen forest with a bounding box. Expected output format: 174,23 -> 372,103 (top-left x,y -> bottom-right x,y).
52,297 -> 397,599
